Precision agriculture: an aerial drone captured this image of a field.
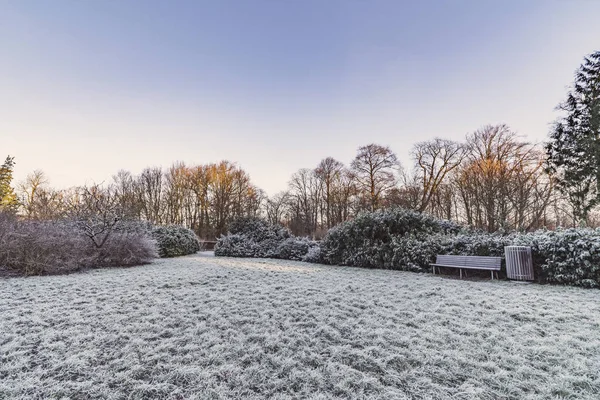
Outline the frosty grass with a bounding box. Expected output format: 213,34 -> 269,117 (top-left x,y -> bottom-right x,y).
1,253 -> 600,399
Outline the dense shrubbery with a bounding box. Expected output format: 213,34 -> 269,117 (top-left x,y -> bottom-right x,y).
215,218 -> 290,258
277,237 -> 318,261
152,225 -> 201,258
89,230 -> 158,268
390,235 -> 444,272
215,217 -> 319,261
383,228 -> 600,287
319,208 -> 461,268
513,229 -> 600,288
215,210 -> 600,288
0,214 -> 157,276
387,232 -> 514,272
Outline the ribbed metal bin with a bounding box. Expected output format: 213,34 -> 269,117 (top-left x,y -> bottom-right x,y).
504,246 -> 534,281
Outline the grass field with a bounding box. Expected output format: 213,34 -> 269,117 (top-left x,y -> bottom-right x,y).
1,253 -> 600,399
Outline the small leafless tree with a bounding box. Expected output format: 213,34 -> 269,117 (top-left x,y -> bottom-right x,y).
68,184 -> 124,249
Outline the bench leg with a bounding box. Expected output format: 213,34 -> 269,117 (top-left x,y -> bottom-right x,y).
460,269 -> 462,279
432,266 -> 435,275
491,270 -> 493,280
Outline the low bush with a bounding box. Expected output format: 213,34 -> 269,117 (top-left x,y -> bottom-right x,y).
277,237 -> 319,261
0,215 -> 157,276
441,231 -> 514,258
390,234 -> 444,272
214,234 -> 260,258
215,217 -> 318,261
387,228 -> 600,287
302,245 -> 322,263
0,219 -> 84,275
215,218 -> 290,258
152,225 -> 201,258
89,231 -> 158,267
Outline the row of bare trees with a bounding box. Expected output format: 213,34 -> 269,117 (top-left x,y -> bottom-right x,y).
16,124 -> 581,238
406,125 -> 555,231
273,125 -> 569,236
18,161 -> 263,239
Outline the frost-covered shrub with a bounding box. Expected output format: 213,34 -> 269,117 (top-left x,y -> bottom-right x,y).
320,208 -> 461,267
391,235 -> 445,272
302,244 -> 322,263
215,218 -> 320,261
214,234 -> 259,258
0,218 -> 84,275
387,232 -> 514,273
514,229 -> 600,288
0,216 -> 158,276
441,232 -> 515,257
228,217 -> 291,243
215,218 -> 292,258
389,228 -> 600,286
151,225 -> 201,258
277,237 -> 319,261
84,231 -> 158,268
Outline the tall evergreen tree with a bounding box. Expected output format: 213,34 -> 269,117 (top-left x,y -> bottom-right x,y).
0,155 -> 19,212
546,51 -> 600,224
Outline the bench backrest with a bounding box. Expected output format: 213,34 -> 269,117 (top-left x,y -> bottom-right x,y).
435,255 -> 502,270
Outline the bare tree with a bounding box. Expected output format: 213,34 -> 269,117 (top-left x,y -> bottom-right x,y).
137,167 -> 164,224
68,185 -> 123,249
265,191 -> 290,226
18,170 -> 49,219
112,170 -> 141,219
287,168 -> 321,236
453,125 -> 552,231
411,138 -> 466,213
351,144 -> 399,211
163,162 -> 189,226
187,165 -> 211,237
314,157 -> 345,228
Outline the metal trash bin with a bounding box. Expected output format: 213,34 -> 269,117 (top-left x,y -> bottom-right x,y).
504,246 -> 534,281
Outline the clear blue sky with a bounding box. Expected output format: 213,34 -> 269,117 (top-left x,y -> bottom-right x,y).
2,0 -> 600,194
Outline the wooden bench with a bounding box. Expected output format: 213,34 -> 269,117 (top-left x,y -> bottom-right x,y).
430,255 -> 502,280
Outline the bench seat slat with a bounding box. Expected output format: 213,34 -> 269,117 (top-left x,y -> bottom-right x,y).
430,263 -> 501,271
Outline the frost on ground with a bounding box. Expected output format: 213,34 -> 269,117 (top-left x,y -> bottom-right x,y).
1,255 -> 600,400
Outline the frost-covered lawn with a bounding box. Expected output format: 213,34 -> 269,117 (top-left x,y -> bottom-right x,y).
1,254 -> 600,399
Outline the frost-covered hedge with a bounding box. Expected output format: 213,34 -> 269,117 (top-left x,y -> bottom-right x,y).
277,237 -> 319,261
215,212 -> 600,288
388,232 -> 514,272
320,208 -> 461,268
151,225 -> 201,258
513,229 -> 600,288
215,218 -> 289,258
215,217 -> 319,261
386,228 -> 600,287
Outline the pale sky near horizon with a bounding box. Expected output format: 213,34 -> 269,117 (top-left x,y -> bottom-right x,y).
2,0 -> 600,195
